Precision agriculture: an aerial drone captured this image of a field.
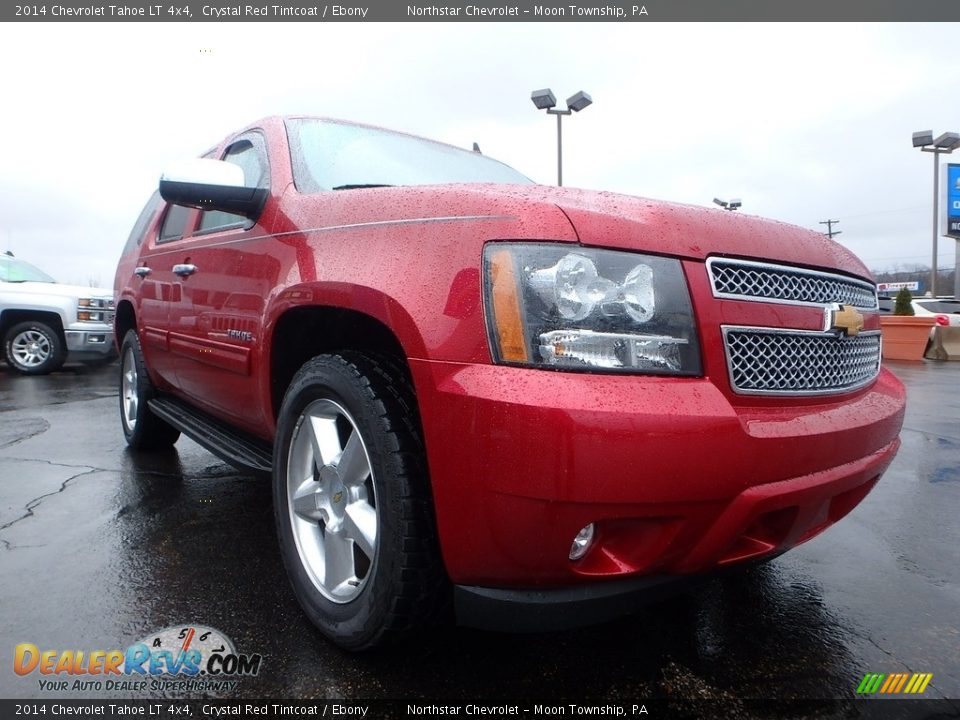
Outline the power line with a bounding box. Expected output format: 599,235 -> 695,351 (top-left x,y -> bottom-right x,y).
839,205 -> 927,220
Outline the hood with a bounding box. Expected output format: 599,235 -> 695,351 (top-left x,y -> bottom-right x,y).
1,281 -> 113,300
501,185 -> 872,280
294,182 -> 873,281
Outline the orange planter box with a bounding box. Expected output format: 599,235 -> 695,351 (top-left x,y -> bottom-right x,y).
880,315 -> 936,361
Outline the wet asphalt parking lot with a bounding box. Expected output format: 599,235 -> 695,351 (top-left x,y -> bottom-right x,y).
0,359 -> 958,709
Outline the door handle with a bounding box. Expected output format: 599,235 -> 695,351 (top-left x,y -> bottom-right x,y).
134,266 -> 151,278
172,264 -> 198,278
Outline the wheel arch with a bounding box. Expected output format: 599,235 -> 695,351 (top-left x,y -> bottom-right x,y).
268,305 -> 417,425
114,299 -> 137,349
1,310 -> 66,342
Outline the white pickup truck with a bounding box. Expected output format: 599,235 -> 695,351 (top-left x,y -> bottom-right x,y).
1,252 -> 115,375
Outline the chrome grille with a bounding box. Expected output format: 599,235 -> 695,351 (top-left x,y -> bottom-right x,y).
722,327 -> 881,396
708,258 -> 877,309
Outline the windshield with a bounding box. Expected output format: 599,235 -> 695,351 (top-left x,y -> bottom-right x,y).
0,256 -> 56,283
287,118 -> 533,193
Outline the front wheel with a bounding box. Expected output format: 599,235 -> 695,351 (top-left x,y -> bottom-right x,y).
273,353 -> 445,650
4,321 -> 66,375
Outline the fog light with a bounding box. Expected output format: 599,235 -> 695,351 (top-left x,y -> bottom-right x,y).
569,523 -> 596,561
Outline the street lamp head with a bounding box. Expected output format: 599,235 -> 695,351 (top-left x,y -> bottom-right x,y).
933,131 -> 960,151
912,130 -> 934,147
531,88 -> 557,111
566,91 -> 593,112
713,197 -> 740,211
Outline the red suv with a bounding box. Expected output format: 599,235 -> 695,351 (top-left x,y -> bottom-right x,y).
114,116 -> 905,649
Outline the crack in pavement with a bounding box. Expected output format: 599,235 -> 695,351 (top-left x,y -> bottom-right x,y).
861,632 -> 906,668
1,456 -> 113,474
2,455 -> 250,481
0,418 -> 51,449
0,466 -> 101,550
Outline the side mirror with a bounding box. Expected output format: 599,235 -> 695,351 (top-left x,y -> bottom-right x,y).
159,159 -> 267,220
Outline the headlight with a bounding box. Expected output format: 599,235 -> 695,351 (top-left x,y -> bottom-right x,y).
79,298 -> 108,308
77,297 -> 114,322
483,243 -> 701,375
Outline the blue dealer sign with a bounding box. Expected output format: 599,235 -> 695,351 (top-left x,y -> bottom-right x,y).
948,164 -> 960,239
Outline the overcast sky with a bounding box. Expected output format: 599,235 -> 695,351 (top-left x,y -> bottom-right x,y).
2,22 -> 959,288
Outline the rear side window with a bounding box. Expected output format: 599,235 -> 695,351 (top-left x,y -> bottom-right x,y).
122,191 -> 161,256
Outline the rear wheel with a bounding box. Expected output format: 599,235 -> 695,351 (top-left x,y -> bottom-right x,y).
119,330 -> 180,449
4,321 -> 66,375
273,353 -> 445,650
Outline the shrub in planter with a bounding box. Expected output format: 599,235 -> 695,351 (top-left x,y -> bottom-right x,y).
893,287 -> 915,316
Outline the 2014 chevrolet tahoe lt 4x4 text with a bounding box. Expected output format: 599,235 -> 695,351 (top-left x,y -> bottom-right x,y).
114,116 -> 905,650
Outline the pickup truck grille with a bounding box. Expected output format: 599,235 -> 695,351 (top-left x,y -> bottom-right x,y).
707,258 -> 878,309
708,258 -> 882,396
722,327 -> 881,396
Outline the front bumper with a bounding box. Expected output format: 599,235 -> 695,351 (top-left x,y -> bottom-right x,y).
65,326 -> 116,360
455,572 -> 710,633
411,360 -> 905,591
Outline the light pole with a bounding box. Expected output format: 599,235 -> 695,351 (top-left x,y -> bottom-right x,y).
713,198 -> 742,211
912,130 -> 960,297
531,88 -> 592,186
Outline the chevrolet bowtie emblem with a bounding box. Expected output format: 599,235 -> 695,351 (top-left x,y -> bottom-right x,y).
829,304 -> 864,336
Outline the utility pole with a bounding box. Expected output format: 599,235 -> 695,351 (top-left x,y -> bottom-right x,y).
820,219 -> 842,239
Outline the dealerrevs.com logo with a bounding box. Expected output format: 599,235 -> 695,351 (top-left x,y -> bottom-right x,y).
14,625 -> 262,694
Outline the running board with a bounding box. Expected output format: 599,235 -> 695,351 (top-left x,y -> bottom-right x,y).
148,396 -> 273,475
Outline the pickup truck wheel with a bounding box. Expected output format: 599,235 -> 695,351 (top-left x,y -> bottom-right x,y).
119,330 -> 181,449
274,354 -> 445,650
4,321 -> 66,375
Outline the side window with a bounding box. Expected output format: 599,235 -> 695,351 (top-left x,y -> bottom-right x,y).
122,191 -> 161,256
158,203 -> 192,243
198,134 -> 269,234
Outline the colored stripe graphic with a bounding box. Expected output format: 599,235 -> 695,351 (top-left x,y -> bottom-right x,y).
906,674 -> 933,694
857,672 -> 932,695
857,673 -> 885,694
882,673 -> 907,693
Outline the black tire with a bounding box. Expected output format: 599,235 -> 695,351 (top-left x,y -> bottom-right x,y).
119,330 -> 180,449
4,321 -> 66,375
273,353 -> 445,650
